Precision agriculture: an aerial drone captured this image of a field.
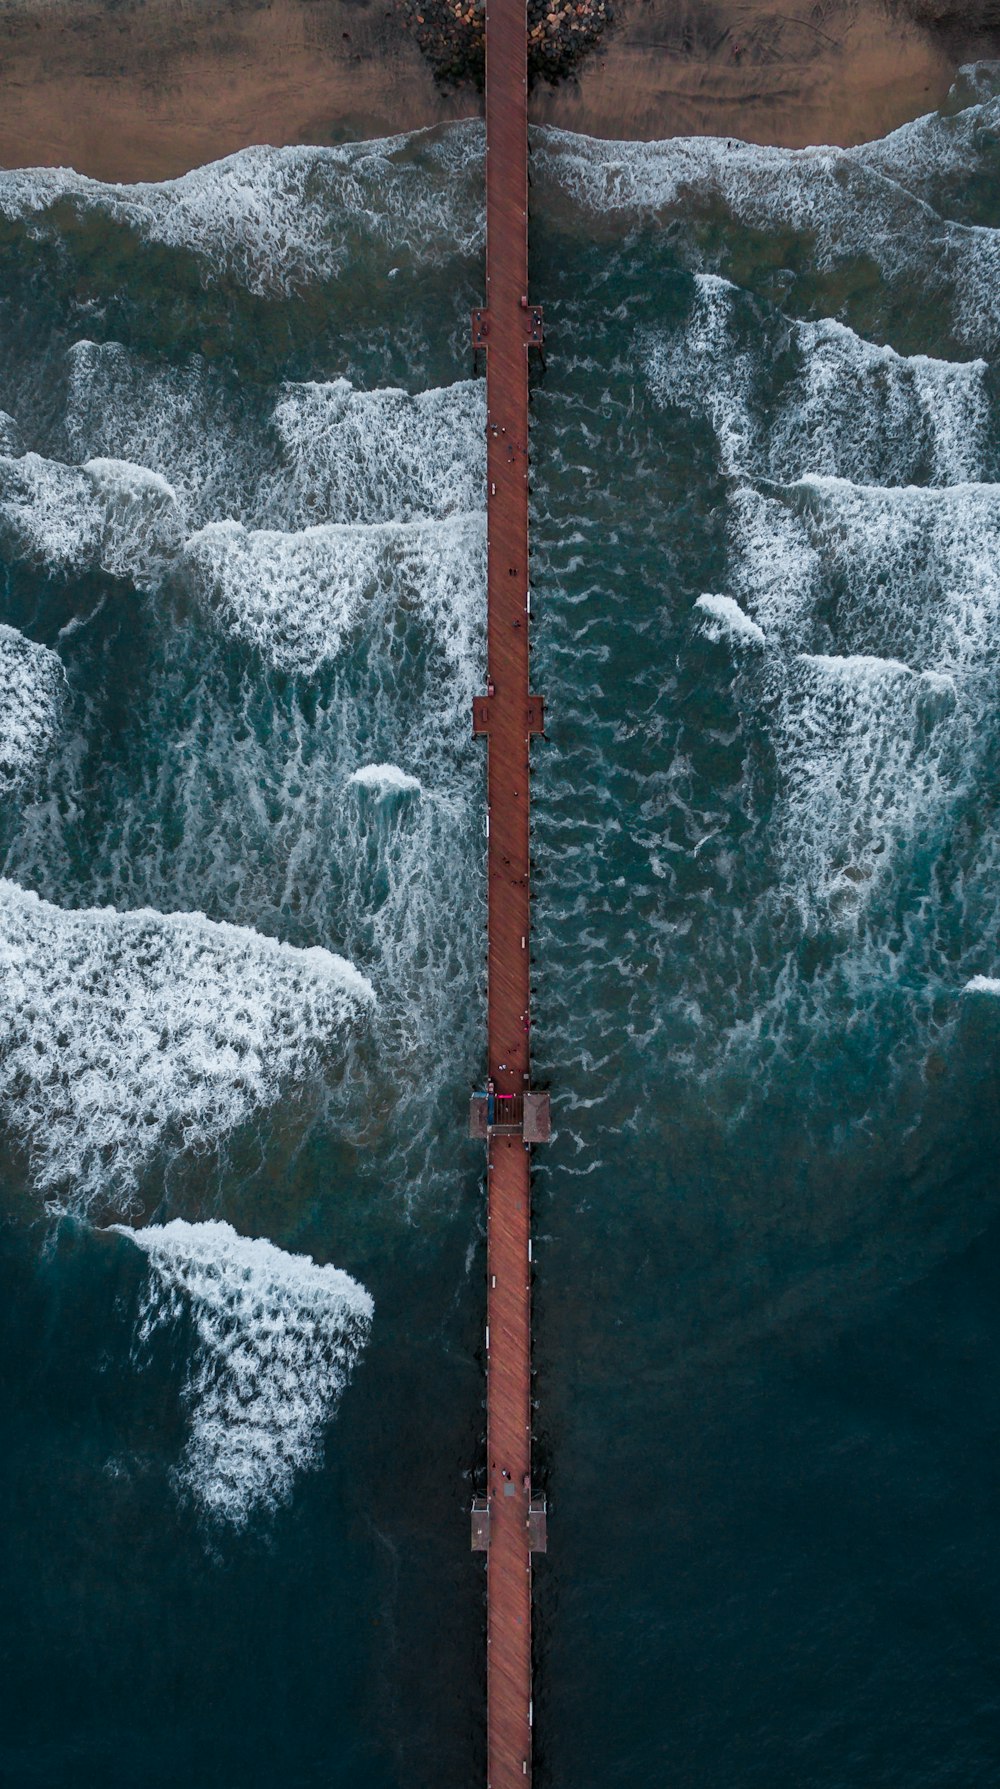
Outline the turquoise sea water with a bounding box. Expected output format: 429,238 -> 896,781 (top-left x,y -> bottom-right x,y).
2,66 -> 1000,1786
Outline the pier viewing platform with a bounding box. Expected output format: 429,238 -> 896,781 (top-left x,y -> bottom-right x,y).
468,0 -> 547,1781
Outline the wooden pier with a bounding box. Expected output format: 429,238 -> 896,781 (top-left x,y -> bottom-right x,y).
469,0 -> 547,1783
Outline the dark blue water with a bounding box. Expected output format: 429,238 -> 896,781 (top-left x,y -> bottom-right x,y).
1,69 -> 1000,1787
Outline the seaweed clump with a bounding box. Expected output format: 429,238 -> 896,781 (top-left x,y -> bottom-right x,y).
395,0 -> 612,90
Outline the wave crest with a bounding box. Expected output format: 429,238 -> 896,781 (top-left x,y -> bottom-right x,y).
0,626 -> 64,795
113,1219 -> 373,1527
0,882 -> 374,1211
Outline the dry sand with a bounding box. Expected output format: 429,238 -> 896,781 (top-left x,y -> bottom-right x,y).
0,0 -> 996,180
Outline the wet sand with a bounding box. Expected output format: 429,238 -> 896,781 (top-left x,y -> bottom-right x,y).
0,0 -> 997,179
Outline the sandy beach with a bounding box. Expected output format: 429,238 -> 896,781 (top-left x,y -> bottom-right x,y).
0,0 -> 997,179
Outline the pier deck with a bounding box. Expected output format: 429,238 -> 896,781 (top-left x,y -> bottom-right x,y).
474,0 -> 542,1782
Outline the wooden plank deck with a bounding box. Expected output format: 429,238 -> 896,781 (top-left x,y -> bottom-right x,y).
475,0 -> 542,1782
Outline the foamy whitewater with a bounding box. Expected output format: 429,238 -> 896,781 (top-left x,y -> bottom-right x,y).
0,624 -> 64,792
0,442 -> 184,579
1,82 -> 995,1130
694,593 -> 765,648
58,346 -> 485,534
629,253 -> 1000,952
183,510 -> 485,676
112,1219 -> 373,1526
644,274 -> 991,486
534,103 -> 1000,352
0,881 -> 374,1210
348,763 -> 423,795
0,126 -> 485,295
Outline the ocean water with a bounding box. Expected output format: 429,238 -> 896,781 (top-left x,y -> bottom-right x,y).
2,65 -> 1000,1788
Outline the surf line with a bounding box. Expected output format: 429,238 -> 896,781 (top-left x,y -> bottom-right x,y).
466,0 -> 550,1782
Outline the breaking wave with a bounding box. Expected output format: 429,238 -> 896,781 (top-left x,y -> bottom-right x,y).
0,625 -> 64,794
694,469 -> 999,934
534,87 -> 1000,351
183,510 -> 485,677
694,592 -> 765,647
0,882 -> 374,1211
62,340 -> 261,532
0,450 -> 182,584
60,343 -> 485,536
261,377 -> 485,528
644,275 -> 991,485
347,763 -> 423,795
772,652 -> 960,915
0,125 -> 485,296
728,477 -> 1000,671
113,1219 -> 373,1527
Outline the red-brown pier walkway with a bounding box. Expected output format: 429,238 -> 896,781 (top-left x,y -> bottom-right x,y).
466,0 -> 548,1784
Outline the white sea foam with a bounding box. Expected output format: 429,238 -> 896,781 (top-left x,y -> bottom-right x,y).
263,377 -> 485,528
63,340 -> 257,532
712,473 -> 1000,917
695,593 -> 765,646
0,881 -> 374,1208
963,975 -> 1000,995
854,68 -> 1000,215
725,484 -> 823,641
645,275 -> 990,485
347,763 -> 423,794
112,1219 -> 373,1526
771,651 -> 961,912
0,452 -> 103,569
0,450 -> 182,583
60,346 -> 486,538
729,478 -> 1000,673
779,322 -> 990,487
0,626 -> 64,794
0,125 -> 485,296
0,359 -> 485,1198
183,510 -> 485,677
0,410 -> 22,456
645,274 -> 759,478
537,113 -> 1000,350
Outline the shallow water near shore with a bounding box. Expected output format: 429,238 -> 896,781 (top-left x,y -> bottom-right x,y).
2,70 -> 1000,1787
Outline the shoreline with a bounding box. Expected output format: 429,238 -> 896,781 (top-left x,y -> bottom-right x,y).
0,0 -> 998,182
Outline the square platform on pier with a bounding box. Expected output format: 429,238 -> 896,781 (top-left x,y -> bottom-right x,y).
523,1092 -> 551,1143
469,1093 -> 489,1139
